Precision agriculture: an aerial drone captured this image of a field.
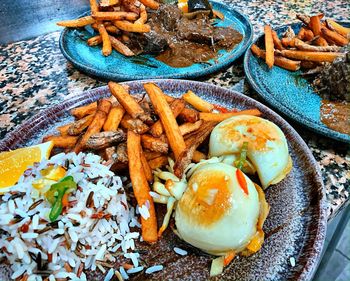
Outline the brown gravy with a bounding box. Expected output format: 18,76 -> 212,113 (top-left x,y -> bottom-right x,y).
320,100 -> 350,135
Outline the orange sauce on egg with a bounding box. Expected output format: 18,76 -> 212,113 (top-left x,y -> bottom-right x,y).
178,170 -> 232,226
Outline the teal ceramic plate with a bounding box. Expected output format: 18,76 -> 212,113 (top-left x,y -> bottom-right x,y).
59,1 -> 252,81
244,22 -> 350,143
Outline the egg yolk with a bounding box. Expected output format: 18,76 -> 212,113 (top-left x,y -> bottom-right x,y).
178,170 -> 232,226
218,119 -> 281,151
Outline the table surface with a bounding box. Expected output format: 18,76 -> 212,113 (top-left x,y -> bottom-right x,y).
0,0 -> 349,221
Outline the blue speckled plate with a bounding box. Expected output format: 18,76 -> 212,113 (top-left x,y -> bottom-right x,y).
0,79 -> 326,281
244,22 -> 350,143
59,1 -> 252,81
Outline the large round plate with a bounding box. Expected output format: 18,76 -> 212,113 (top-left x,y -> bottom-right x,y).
0,80 -> 326,281
59,1 -> 252,81
244,22 -> 350,143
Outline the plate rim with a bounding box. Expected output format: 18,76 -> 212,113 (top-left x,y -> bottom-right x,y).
243,21 -> 350,143
58,1 -> 253,81
0,79 -> 327,281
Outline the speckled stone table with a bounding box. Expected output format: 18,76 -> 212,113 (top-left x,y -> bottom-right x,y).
0,0 -> 349,220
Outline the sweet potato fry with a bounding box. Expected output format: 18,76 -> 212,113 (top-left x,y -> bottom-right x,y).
296,14 -> 310,25
309,15 -> 322,36
43,135 -> 79,148
74,99 -> 111,153
182,90 -> 214,112
97,23 -> 112,56
57,16 -> 95,27
148,156 -> 168,170
105,25 -> 120,34
89,0 -> 99,13
144,151 -> 164,160
303,29 -> 315,41
321,27 -> 349,46
294,38 -> 341,52
251,44 -> 300,71
178,108 -> 199,123
179,120 -> 203,136
313,36 -> 329,47
109,35 -> 135,56
56,123 -> 72,136
71,102 -> 97,119
264,25 -> 274,68
138,0 -> 160,10
140,149 -> 153,183
271,30 -> 283,50
280,49 -> 343,62
127,130 -> 158,243
108,82 -> 145,118
120,114 -> 149,134
141,134 -> 168,153
297,27 -> 306,40
150,99 -> 186,137
144,83 -> 186,160
68,114 -> 94,135
103,105 -> 125,131
87,35 -> 102,46
135,4 -> 147,24
199,109 -> 262,122
326,19 -> 350,37
281,37 -> 296,48
93,12 -> 138,21
113,21 -> 151,33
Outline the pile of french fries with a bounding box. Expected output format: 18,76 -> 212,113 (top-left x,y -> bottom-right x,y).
57,0 -> 160,57
252,14 -> 350,71
43,82 -> 261,243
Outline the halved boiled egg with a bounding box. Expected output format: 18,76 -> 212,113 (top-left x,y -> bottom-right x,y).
175,162 -> 260,255
208,115 -> 292,188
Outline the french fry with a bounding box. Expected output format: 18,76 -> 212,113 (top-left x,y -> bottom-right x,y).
103,105 -> 125,131
108,82 -> 145,118
251,44 -> 301,71
89,0 -> 99,14
294,38 -> 341,52
199,109 -> 262,122
74,99 -> 111,153
141,135 -> 169,154
309,15 -> 322,36
57,123 -> 72,136
326,19 -> 350,37
99,0 -> 120,7
114,21 -> 151,33
68,114 -> 94,135
120,114 -> 149,134
127,130 -> 158,243
109,35 -> 135,56
313,36 -> 329,47
135,4 -> 147,24
303,29 -> 315,41
43,135 -> 79,148
144,83 -> 186,160
57,16 -> 95,27
280,49 -> 344,62
97,23 -> 112,56
140,149 -> 153,183
150,99 -> 186,137
192,150 -> 206,163
178,108 -> 199,123
93,12 -> 138,21
138,0 -> 160,10
87,35 -> 102,46
144,151 -> 164,160
179,120 -> 203,136
281,37 -> 296,48
264,25 -> 274,68
321,27 -> 349,46
121,33 -> 130,43
105,25 -> 120,34
271,30 -> 283,50
297,27 -> 306,40
71,102 -> 97,119
182,90 -> 214,112
148,156 -> 169,170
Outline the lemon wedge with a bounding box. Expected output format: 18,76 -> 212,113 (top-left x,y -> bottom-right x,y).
0,141 -> 54,193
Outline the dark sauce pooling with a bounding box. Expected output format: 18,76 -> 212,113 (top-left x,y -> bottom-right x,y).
320,100 -> 350,135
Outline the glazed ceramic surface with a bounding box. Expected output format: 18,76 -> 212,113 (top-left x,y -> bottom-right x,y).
244,22 -> 350,143
59,1 -> 253,81
0,80 -> 327,281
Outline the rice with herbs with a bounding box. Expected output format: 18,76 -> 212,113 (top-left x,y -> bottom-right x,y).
0,152 -> 142,280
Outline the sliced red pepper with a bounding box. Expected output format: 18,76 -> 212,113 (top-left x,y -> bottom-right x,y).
19,221 -> 31,233
236,169 -> 249,195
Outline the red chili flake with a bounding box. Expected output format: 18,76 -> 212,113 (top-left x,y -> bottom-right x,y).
85,245 -> 91,250
81,163 -> 91,167
6,237 -> 14,242
103,214 -> 111,220
2,246 -> 10,255
213,104 -> 239,113
48,253 -> 53,263
19,221 -> 31,233
91,212 -> 105,219
80,210 -> 87,217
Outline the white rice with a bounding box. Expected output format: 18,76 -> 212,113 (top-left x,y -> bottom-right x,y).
104,268 -> 115,281
174,247 -> 188,256
119,266 -> 129,280
145,265 -> 164,274
290,257 -> 296,267
0,152 -> 141,280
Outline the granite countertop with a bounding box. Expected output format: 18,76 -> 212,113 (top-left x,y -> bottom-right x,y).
0,0 -> 349,220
